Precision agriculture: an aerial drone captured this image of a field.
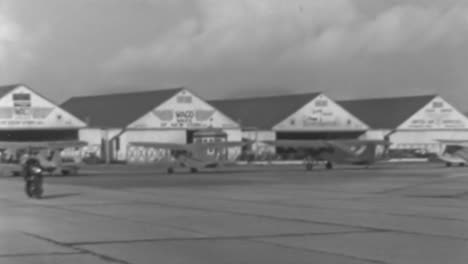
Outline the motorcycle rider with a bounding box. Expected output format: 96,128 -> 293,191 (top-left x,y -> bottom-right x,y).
22,154 -> 44,199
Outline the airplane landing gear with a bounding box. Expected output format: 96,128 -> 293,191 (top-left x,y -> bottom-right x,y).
325,161 -> 333,170
190,168 -> 198,173
446,162 -> 453,167
167,167 -> 174,174
459,163 -> 466,167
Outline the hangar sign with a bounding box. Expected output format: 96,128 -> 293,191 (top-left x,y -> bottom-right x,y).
399,97 -> 468,130
0,85 -> 86,129
274,94 -> 368,131
128,90 -> 239,129
152,109 -> 216,128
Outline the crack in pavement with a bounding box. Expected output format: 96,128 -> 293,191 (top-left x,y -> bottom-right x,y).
0,252 -> 82,258
249,238 -> 390,264
67,229 -> 381,246
21,232 -> 132,264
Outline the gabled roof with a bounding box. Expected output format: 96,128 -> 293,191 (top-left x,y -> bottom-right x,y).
0,84 -> 21,98
209,92 -> 321,129
61,88 -> 184,128
338,95 -> 437,129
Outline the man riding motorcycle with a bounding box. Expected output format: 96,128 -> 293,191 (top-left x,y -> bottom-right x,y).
22,156 -> 44,199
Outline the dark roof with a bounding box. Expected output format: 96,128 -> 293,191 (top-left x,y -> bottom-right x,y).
61,88 -> 183,128
338,95 -> 436,129
209,93 -> 321,129
0,84 -> 22,98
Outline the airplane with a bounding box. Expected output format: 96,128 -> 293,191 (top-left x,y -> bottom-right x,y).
0,140 -> 88,177
433,139 -> 468,167
129,140 -> 250,174
260,139 -> 391,170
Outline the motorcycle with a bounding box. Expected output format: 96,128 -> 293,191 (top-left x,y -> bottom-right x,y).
25,165 -> 43,199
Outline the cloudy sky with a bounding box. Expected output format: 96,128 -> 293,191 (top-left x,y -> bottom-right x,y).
0,0 -> 467,108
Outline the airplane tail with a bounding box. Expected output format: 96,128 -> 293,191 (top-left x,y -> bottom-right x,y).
435,145 -> 468,164
328,141 -> 380,165
357,142 -> 380,163
342,141 -> 389,164
35,149 -> 62,169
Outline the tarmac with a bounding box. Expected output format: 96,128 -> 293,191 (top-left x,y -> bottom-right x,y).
1,163 -> 468,263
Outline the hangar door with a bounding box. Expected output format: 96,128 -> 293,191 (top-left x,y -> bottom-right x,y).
0,129 -> 79,141
276,131 -> 365,140
275,131 -> 366,159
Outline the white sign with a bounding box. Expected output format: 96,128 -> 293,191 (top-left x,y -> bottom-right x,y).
128,89 -> 239,129
399,97 -> 468,130
0,86 -> 86,129
274,94 -> 368,131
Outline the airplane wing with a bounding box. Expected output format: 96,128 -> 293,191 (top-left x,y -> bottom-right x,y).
44,140 -> 88,149
0,140 -> 87,151
333,139 -> 391,146
260,140 -> 330,148
260,139 -> 390,149
194,141 -> 250,148
436,139 -> 468,145
129,142 -> 192,151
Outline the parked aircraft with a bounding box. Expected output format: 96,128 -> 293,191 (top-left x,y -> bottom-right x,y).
435,140 -> 468,167
0,140 -> 87,176
129,141 -> 249,173
261,139 -> 391,170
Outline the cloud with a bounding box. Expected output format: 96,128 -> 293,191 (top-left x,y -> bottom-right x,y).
0,13 -> 22,59
0,5 -> 45,83
103,0 -> 358,70
103,0 -> 468,72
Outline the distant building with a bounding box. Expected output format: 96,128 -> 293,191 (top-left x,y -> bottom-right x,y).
62,88 -> 241,163
209,93 -> 369,157
338,95 -> 468,154
0,84 -> 85,141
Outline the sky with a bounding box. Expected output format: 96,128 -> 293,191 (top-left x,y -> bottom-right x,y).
0,0 -> 467,109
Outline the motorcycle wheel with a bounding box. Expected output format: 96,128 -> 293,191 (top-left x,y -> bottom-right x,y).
34,190 -> 43,199
25,182 -> 33,198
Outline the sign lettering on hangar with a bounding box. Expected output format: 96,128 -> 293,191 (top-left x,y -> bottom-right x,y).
0,87 -> 85,128
0,93 -> 53,123
399,98 -> 468,129
274,95 -> 367,131
129,90 -> 239,129
152,109 -> 216,128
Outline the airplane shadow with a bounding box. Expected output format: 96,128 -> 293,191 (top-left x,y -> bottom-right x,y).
41,192 -> 81,200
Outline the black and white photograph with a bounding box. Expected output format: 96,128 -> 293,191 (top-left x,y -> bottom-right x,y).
1,0 -> 468,263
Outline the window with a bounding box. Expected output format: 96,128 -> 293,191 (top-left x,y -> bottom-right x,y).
314,100 -> 328,107
177,96 -> 192,104
432,102 -> 443,108
13,93 -> 31,101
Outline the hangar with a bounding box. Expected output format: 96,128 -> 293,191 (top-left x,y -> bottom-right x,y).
0,84 -> 85,142
209,93 -> 369,158
62,88 -> 241,163
338,95 -> 468,154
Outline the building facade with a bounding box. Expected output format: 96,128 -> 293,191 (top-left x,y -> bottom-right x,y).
0,84 -> 86,161
210,93 -> 369,158
62,88 -> 241,163
339,95 -> 468,154
0,84 -> 85,141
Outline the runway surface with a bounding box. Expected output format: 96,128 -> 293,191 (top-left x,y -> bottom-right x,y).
1,163 -> 468,263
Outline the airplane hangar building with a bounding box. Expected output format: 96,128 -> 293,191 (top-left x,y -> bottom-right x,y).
209,93 -> 369,157
338,95 -> 468,154
0,84 -> 85,142
62,88 -> 241,163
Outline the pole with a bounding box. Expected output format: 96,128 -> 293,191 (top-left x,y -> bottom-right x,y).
106,130 -> 111,164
